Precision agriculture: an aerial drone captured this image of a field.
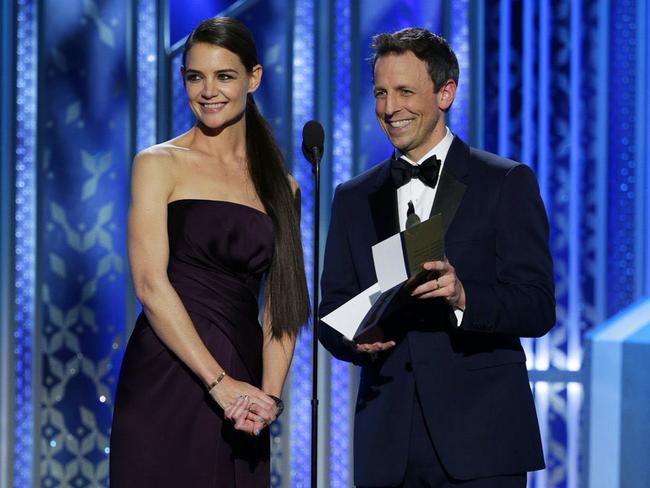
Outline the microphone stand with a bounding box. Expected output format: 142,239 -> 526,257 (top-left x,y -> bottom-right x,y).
310,146 -> 321,488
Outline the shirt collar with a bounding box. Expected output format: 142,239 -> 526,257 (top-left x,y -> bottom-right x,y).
395,127 -> 454,166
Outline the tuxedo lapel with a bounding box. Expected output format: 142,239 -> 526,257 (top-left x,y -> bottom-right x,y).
367,138 -> 468,243
429,137 -> 469,235
368,160 -> 399,243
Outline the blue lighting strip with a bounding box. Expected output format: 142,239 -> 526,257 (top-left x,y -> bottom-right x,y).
521,0 -> 533,169
608,0 -> 637,315
137,0 -> 158,151
469,2 -> 484,148
171,52 -> 193,136
595,0 -> 609,323
567,0 -> 582,371
331,1 -> 352,190
520,0 -> 534,368
329,0 -> 352,486
645,0 -> 650,296
14,0 -> 37,486
535,0 -> 550,371
0,0 -> 14,484
531,382 -> 549,488
636,0 -> 647,297
497,0 -> 510,157
537,0 -> 550,213
448,0 -> 469,141
290,0 -> 315,485
567,382 -> 582,488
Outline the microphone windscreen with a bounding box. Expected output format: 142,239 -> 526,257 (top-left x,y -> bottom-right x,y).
302,120 -> 324,153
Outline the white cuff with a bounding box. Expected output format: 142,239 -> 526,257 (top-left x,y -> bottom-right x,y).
454,309 -> 464,327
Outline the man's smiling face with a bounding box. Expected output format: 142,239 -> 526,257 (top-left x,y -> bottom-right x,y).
373,50 -> 448,161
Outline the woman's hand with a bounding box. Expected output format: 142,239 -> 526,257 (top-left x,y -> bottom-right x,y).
209,376 -> 277,435
222,396 -> 267,435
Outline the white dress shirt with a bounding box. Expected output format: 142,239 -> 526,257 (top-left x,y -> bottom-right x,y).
396,127 -> 454,231
394,127 -> 464,324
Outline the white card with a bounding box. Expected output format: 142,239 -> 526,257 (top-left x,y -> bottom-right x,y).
371,233 -> 408,292
320,283 -> 382,341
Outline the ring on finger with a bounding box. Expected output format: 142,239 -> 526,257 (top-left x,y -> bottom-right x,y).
435,279 -> 440,290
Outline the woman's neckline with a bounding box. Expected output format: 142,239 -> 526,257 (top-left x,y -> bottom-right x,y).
167,198 -> 269,218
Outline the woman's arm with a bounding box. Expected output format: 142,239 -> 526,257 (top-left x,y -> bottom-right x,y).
261,304 -> 297,397
260,175 -> 301,397
128,149 -> 275,429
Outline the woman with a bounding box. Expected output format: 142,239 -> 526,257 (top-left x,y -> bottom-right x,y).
110,17 -> 309,487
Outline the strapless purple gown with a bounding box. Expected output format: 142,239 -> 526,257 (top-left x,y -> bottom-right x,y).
110,200 -> 273,487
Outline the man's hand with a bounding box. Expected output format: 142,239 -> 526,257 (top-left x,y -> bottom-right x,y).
410,259 -> 465,310
343,338 -> 396,355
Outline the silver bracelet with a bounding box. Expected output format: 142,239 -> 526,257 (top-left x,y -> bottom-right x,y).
269,394 -> 284,417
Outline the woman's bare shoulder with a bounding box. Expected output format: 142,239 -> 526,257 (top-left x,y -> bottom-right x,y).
130,144 -> 186,198
135,140 -> 191,162
132,139 -> 196,176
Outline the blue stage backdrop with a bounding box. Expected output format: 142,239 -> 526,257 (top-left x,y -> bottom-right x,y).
37,0 -> 130,486
1,1 -> 650,488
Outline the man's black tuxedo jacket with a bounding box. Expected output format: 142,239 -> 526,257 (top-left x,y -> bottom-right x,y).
319,137 -> 555,486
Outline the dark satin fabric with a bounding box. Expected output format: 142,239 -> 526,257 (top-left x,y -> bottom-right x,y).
110,200 -> 273,488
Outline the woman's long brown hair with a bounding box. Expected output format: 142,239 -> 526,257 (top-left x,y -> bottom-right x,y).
182,17 -> 309,338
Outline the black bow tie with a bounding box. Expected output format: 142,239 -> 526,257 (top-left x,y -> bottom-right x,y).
390,154 -> 442,188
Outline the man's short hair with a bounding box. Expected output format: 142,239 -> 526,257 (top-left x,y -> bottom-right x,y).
371,27 -> 459,92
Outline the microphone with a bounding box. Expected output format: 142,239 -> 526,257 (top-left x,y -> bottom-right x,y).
406,201 -> 421,229
301,119 -> 325,487
302,120 -> 325,168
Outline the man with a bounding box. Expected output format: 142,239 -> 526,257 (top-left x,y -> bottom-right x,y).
319,27 -> 555,488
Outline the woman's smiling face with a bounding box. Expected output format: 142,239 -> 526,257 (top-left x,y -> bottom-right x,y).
182,42 -> 261,131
